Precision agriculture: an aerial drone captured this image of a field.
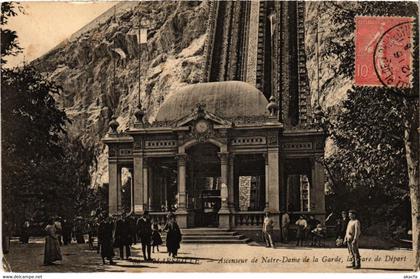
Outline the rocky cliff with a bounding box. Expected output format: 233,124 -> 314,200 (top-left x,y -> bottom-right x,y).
33,1 -> 210,186
304,2 -> 352,108
33,1 -> 346,187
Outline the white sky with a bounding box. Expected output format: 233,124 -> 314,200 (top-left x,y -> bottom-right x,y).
5,1 -> 116,67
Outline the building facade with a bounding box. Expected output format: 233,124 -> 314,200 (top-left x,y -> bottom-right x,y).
102,1 -> 325,237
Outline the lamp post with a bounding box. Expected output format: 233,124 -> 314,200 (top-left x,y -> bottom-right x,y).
134,12 -> 149,126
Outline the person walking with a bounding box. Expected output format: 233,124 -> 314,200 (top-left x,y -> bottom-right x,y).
87,219 -> 96,250
151,220 -> 163,253
2,220 -> 10,255
137,211 -> 153,261
98,215 -> 115,265
281,211 -> 290,243
74,217 -> 85,244
20,220 -> 30,244
62,219 -> 72,245
54,217 -> 63,246
295,215 -> 307,247
44,218 -> 62,265
336,210 -> 349,247
114,213 -> 132,260
262,212 -> 275,248
344,209 -> 362,269
128,213 -> 138,245
164,213 -> 182,257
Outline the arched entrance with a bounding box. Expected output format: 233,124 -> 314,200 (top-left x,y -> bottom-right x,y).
186,143 -> 221,227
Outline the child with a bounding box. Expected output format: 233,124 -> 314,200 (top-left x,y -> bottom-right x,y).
311,224 -> 325,247
151,220 -> 163,253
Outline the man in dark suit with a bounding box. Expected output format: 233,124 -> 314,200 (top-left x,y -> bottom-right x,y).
336,210 -> 349,244
137,211 -> 152,261
127,213 -> 138,245
114,212 -> 132,260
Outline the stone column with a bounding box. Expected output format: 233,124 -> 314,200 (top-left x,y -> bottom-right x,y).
128,167 -> 134,213
234,171 -> 240,210
148,163 -> 153,211
108,159 -> 118,215
163,176 -> 168,210
228,154 -> 235,211
133,154 -> 144,214
187,160 -> 196,227
312,157 -> 326,224
218,152 -> 231,228
188,160 -> 194,209
143,158 -> 149,211
176,154 -> 188,228
177,154 -> 187,209
267,147 -> 281,239
267,148 -> 280,212
263,153 -> 269,211
116,166 -> 122,212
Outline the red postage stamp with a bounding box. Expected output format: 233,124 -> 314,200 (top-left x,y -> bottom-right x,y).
355,16 -> 414,88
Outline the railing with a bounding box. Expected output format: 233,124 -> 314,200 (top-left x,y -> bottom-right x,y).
233,211 -> 326,228
233,211 -> 266,227
149,212 -> 169,226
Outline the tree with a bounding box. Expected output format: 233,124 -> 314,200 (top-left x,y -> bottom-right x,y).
1,3 -> 102,231
1,2 -> 22,65
1,64 -> 70,227
317,1 -> 419,270
37,135 -> 100,220
325,88 -> 411,229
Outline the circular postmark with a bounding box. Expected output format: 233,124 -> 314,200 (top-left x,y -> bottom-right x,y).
373,21 -> 414,89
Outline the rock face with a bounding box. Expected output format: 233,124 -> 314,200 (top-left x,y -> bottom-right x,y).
33,1 -> 342,187
33,2 -> 210,186
304,2 -> 352,108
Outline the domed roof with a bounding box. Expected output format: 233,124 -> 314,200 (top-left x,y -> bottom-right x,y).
155,81 -> 269,122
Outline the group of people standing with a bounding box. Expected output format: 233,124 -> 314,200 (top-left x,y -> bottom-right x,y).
42,216 -> 100,265
294,214 -> 325,247
43,211 -> 182,266
263,211 -> 325,248
97,211 -> 182,265
261,210 -> 362,269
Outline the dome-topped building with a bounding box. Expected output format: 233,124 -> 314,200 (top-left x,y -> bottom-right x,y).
155,81 -> 269,122
103,1 -> 326,239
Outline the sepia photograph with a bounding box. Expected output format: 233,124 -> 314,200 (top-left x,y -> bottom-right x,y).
1,0 -> 419,277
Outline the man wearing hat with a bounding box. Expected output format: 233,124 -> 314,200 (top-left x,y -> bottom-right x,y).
114,212 -> 133,260
262,211 -> 275,248
336,210 -> 349,246
137,211 -> 152,261
344,209 -> 362,269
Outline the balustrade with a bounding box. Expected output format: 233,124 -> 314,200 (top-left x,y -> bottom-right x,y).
233,211 -> 266,227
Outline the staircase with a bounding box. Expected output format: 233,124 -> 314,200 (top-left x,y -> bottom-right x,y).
162,228 -> 251,244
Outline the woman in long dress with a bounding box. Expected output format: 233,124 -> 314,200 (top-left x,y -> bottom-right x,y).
151,220 -> 163,252
163,213 -> 182,257
44,219 -> 62,265
98,216 -> 115,264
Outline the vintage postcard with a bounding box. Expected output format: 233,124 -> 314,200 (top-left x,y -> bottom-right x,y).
1,1 -> 419,277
